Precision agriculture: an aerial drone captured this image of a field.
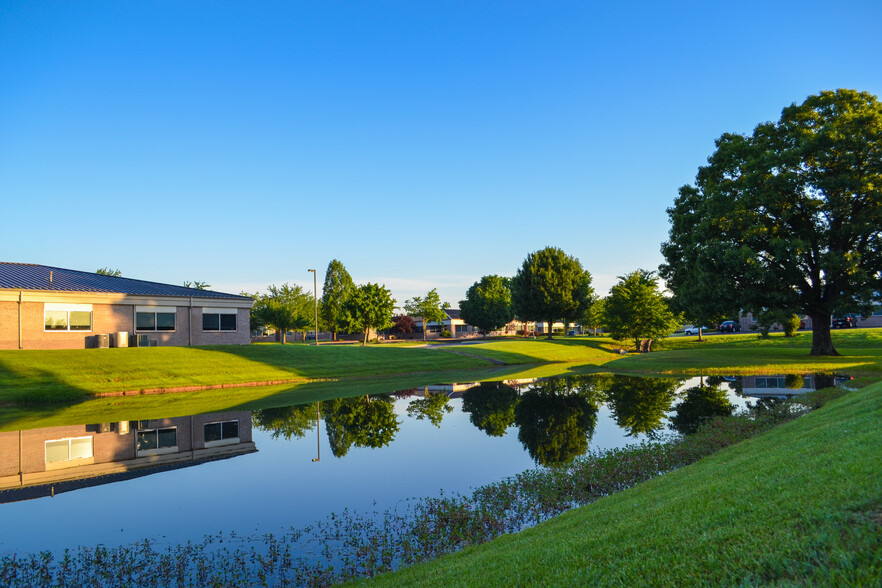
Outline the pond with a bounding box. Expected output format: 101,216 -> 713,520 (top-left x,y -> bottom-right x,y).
0,372 -> 845,559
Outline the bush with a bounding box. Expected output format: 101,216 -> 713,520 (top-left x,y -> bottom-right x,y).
782,314 -> 801,337
441,330 -> 452,338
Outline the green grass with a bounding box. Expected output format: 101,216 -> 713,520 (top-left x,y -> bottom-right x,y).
360,379 -> 882,587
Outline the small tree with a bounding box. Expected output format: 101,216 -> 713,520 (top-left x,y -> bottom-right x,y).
783,314 -> 802,337
404,288 -> 447,342
581,297 -> 606,336
96,267 -> 122,277
254,283 -> 313,344
459,275 -> 514,336
320,259 -> 355,341
345,283 -> 396,345
605,270 -> 681,352
391,314 -> 416,336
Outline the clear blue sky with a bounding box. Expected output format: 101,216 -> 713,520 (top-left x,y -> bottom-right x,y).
2,1 -> 880,308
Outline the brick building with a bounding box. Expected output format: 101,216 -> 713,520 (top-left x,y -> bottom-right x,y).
0,263 -> 253,349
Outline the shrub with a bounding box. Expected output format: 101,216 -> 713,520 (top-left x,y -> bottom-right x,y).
782,314 -> 801,337
440,330 -> 452,338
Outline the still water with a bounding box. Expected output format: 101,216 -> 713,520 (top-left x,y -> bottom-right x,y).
0,373 -> 833,557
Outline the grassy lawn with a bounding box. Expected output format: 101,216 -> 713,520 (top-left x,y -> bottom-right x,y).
0,344 -> 492,405
361,378 -> 882,587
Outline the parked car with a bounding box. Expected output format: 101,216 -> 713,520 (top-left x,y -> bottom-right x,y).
719,320 -> 742,333
567,329 -> 577,336
831,316 -> 857,328
684,325 -> 708,335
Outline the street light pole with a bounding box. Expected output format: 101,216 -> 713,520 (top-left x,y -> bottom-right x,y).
308,269 -> 318,345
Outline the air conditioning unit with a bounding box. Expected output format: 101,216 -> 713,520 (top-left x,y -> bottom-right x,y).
96,334 -> 110,348
114,331 -> 129,348
136,334 -> 149,347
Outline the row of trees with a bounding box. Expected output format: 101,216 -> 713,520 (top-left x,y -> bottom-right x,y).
249,260 -> 396,345
459,247 -> 680,351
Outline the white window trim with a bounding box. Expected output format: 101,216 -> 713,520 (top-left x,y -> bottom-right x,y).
136,427 -> 179,456
45,436 -> 94,469
135,306 -> 178,332
202,308 -> 238,332
203,419 -> 241,448
44,303 -> 93,333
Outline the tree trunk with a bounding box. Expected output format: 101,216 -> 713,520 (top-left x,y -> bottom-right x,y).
697,327 -> 703,342
363,328 -> 368,346
809,312 -> 839,356
546,318 -> 554,339
280,330 -> 286,344
423,317 -> 427,342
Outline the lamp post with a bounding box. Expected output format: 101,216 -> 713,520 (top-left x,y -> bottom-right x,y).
308,269 -> 318,345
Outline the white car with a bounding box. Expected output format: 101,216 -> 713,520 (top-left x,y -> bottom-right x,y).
684,325 -> 708,335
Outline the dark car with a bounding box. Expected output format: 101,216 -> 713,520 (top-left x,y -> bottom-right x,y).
719,320 -> 742,333
831,316 -> 857,328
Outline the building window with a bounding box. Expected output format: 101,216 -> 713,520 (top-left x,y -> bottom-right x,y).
45,437 -> 93,463
202,308 -> 237,331
44,303 -> 92,332
204,420 -> 239,446
136,427 -> 178,454
135,306 -> 177,331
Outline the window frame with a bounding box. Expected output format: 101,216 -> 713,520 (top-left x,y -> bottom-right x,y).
204,419 -> 240,447
202,307 -> 238,332
45,436 -> 94,468
136,426 -> 179,456
135,306 -> 177,332
44,303 -> 93,333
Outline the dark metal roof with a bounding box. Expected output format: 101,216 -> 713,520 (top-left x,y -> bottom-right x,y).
0,263 -> 251,300
444,308 -> 462,320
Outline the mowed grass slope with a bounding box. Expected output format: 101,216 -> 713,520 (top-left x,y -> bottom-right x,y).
362,379 -> 882,587
0,344 -> 492,404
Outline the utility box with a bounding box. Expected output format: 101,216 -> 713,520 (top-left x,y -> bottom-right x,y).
135,334 -> 149,347
96,334 -> 110,348
114,331 -> 129,348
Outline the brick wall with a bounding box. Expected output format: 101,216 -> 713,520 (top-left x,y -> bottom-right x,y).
0,301 -> 250,349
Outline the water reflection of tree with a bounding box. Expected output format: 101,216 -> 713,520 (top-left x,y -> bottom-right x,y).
406,389 -> 454,427
669,386 -> 735,435
461,382 -> 519,437
514,377 -> 600,466
323,395 -> 400,458
252,404 -> 317,440
605,376 -> 681,437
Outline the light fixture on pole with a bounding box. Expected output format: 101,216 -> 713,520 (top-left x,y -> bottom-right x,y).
308,269 -> 318,345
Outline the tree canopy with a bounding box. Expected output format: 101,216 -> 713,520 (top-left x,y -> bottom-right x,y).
253,283 -> 313,343
660,89 -> 882,356
605,270 -> 681,352
404,288 -> 447,341
320,259 -> 355,341
510,247 -> 593,339
345,282 -> 396,345
96,267 -> 122,277
459,275 -> 514,334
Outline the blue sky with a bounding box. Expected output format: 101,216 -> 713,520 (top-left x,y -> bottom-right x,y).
2,1 -> 881,308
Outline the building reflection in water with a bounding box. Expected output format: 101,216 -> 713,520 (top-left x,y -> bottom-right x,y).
0,411 -> 256,502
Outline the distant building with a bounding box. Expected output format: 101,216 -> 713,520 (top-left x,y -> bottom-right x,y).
0,262 -> 253,349
407,309 -> 480,339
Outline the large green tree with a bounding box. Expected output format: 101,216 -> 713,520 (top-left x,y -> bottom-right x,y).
459,275 -> 514,335
660,89 -> 882,356
345,283 -> 396,345
510,247 -> 594,339
320,259 -> 355,341
605,270 -> 681,352
253,283 -> 313,344
323,395 -> 399,458
404,288 -> 447,341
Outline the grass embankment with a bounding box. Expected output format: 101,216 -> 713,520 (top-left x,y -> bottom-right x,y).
363,379 -> 882,587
